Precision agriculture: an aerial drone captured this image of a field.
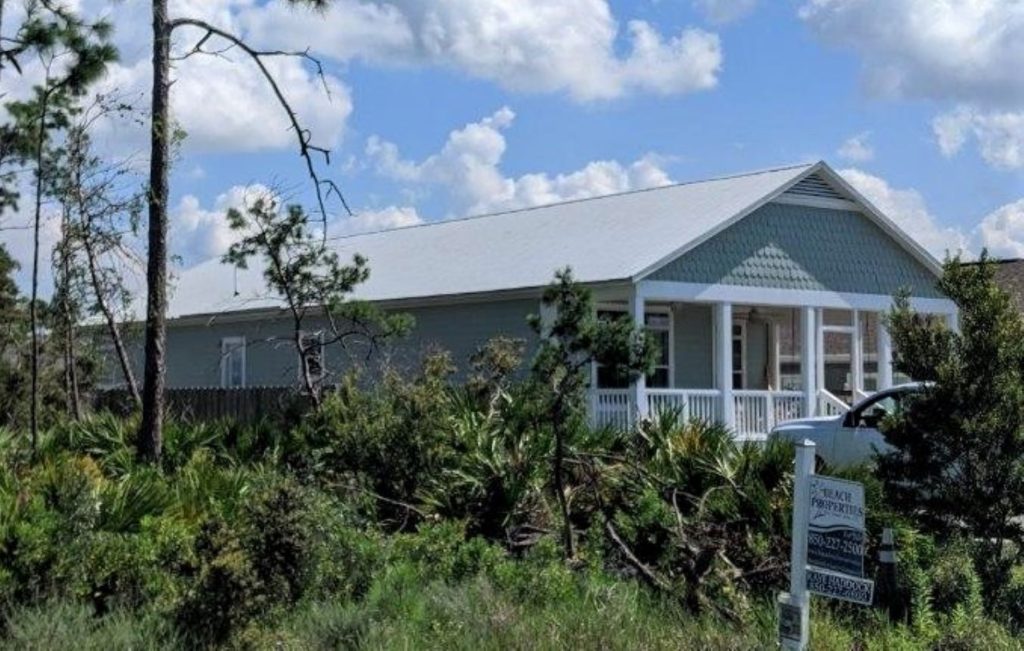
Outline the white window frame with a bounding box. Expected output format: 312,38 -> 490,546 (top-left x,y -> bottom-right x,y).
220,336 -> 247,389
593,304 -> 674,389
298,330 -> 326,383
96,340 -> 119,389
731,319 -> 747,390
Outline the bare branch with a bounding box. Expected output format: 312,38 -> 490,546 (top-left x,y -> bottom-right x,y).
168,18 -> 349,230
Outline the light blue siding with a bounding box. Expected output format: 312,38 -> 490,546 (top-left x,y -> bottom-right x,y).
672,303 -> 713,388
113,297 -> 542,389
647,203 -> 942,298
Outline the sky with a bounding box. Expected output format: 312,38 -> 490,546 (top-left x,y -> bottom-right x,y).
3,0 -> 1024,294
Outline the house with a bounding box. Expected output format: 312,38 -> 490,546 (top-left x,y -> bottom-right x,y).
984,258 -> 1024,311
100,161 -> 956,439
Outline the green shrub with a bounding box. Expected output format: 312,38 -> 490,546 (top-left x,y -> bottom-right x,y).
293,353 -> 456,518
174,518 -> 261,646
1000,564 -> 1024,632
388,521 -> 505,584
1,600 -> 179,650
929,540 -> 984,616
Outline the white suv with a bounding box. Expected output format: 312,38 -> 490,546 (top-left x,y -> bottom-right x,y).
768,383 -> 925,468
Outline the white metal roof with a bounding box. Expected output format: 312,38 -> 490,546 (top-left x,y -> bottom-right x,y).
160,161 -> 928,320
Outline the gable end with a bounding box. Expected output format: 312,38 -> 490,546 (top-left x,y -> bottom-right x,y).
644,203 -> 943,298
780,173 -> 846,202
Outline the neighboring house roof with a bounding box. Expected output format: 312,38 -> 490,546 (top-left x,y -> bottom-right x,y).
163,161 -> 941,321
984,259 -> 1024,311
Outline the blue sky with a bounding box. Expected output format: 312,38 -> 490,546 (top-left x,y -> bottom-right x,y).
4,0 -> 1024,289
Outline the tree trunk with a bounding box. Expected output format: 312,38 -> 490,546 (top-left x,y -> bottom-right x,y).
64,323 -> 81,418
29,89 -> 49,455
138,0 -> 170,463
59,210 -> 81,420
551,397 -> 576,559
82,231 -> 140,405
294,327 -> 322,411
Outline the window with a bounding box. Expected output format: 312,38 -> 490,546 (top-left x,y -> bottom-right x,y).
96,340 -> 119,388
732,322 -> 746,389
299,331 -> 325,383
594,308 -> 672,389
220,337 -> 246,388
645,313 -> 671,388
850,393 -> 902,428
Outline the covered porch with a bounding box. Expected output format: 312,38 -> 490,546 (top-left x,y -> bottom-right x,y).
588,281 -> 957,439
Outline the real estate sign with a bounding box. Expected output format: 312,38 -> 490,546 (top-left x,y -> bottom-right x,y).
806,567 -> 875,606
783,443 -> 875,650
807,476 -> 866,576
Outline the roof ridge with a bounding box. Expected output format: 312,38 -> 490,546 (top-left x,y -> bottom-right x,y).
327,161 -> 817,243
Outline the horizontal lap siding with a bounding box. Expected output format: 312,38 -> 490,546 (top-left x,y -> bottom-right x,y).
115,298 -> 542,390
647,203 -> 942,298
385,299 -> 540,380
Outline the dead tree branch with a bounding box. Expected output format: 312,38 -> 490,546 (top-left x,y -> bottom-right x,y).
168,18 -> 351,228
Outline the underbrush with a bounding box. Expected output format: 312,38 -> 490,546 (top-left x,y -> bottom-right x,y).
0,353 -> 1020,648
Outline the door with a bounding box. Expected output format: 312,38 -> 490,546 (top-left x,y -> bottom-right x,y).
823,329 -> 854,404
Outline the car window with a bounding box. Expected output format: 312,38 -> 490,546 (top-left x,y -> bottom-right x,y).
854,394 -> 900,428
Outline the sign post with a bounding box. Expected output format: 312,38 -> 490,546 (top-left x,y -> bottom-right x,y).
779,440 -> 814,650
780,440 -> 875,649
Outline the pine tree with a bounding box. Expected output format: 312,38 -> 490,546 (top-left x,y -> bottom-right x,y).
528,269 -> 656,558
881,253 -> 1024,591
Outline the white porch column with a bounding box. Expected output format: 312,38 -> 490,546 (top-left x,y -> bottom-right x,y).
771,321 -> 782,391
851,310 -> 864,395
715,302 -> 735,431
877,313 -> 893,391
629,287 -> 649,421
802,307 -> 818,417
814,308 -> 825,402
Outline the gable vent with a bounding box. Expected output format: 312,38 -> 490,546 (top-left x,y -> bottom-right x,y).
781,174 -> 846,201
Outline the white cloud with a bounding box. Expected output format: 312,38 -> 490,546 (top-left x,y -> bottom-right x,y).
31,0 -> 353,154
0,205 -> 63,297
334,206 -> 423,237
240,0 -> 723,101
837,132 -> 874,163
838,168 -> 969,259
799,1 -> 1024,105
172,186 -> 423,267
172,184 -> 275,266
976,199 -> 1024,259
693,0 -> 758,24
366,107 -> 674,215
932,107 -> 1024,170
92,40 -> 351,154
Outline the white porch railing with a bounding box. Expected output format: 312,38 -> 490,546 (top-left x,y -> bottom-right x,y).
817,389 -> 850,417
590,388 -> 810,438
592,389 -> 633,430
647,388 -> 723,423
733,390 -> 805,440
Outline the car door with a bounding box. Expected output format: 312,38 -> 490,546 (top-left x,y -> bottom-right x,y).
833,393 -> 900,466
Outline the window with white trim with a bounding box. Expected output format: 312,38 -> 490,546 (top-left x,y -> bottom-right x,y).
299,331 -> 325,383
220,337 -> 246,388
96,340 -> 119,388
594,308 -> 672,389
732,321 -> 746,389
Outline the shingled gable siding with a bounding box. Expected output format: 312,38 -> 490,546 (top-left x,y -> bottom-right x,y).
646,202 -> 943,298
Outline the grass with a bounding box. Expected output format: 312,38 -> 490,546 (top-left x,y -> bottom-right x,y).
4,571 -> 1022,650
